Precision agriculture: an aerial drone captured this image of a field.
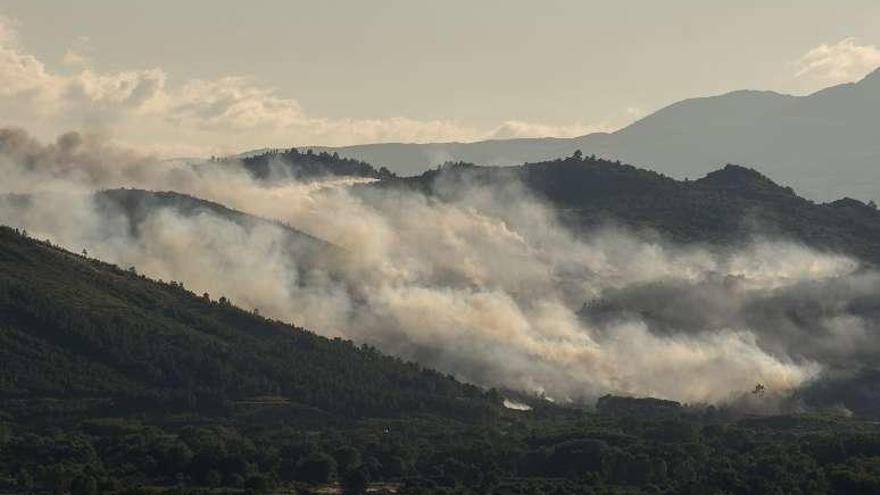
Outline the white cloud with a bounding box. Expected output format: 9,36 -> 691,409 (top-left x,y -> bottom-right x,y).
0,18 -> 597,156
794,37 -> 880,85
71,68 -> 166,106
0,23 -> 59,101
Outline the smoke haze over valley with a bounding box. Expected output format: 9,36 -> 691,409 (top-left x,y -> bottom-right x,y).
3,127 -> 879,413
4,4 -> 880,492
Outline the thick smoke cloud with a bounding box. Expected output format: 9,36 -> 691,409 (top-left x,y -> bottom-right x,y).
0,128 -> 872,409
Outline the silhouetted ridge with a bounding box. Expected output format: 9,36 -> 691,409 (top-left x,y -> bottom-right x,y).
375,155 -> 880,263
218,147 -> 395,181
695,164 -> 794,195
828,197 -> 878,211
95,188 -> 330,246
298,69 -> 880,201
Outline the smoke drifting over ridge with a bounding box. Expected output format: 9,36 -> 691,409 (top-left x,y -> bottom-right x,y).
0,128 -> 874,408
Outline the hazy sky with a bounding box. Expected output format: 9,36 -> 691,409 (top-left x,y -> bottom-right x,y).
1,0 -> 879,156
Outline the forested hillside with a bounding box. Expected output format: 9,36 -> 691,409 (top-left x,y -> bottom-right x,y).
378,155 -> 880,265
217,148 -> 395,181
0,225 -> 493,418
3,225 -> 880,494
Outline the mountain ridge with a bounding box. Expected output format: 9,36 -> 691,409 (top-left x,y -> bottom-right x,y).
290,67 -> 880,201
372,155 -> 880,264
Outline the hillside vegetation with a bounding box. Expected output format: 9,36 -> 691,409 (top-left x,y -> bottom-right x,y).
0,225 -> 493,418
379,154 -> 880,265
218,147 -> 395,181
3,226 -> 880,494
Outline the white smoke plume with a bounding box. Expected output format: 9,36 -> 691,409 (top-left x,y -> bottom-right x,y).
1,128 -> 870,407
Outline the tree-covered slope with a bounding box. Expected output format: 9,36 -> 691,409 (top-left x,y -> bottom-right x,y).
378,155 -> 880,264
0,225 -> 495,419
217,147 -> 395,181
3,215 -> 880,494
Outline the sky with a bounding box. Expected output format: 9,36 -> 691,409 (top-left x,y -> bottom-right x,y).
0,0 -> 879,157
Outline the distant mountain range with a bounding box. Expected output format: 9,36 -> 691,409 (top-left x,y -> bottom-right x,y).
300,67 -> 880,202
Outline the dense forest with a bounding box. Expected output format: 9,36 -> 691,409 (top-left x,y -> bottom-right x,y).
375,154 -> 880,265
216,148 -> 395,181
2,226 -> 880,494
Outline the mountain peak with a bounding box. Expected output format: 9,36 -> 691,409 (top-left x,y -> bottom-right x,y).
694,164 -> 792,194
827,196 -> 878,211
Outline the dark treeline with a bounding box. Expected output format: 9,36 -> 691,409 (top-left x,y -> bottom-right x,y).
219,148 -> 395,181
